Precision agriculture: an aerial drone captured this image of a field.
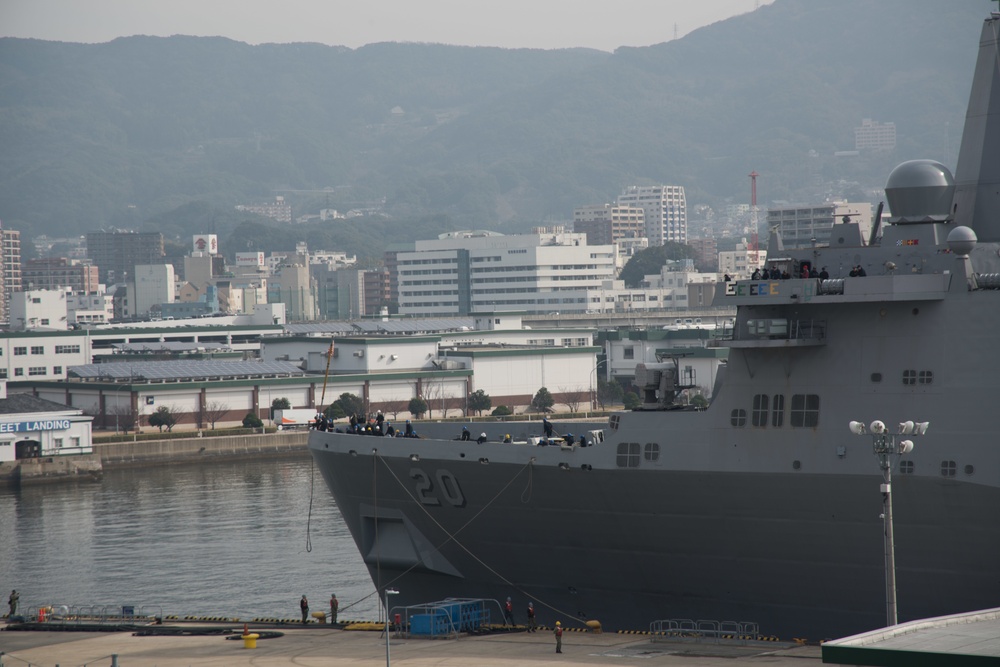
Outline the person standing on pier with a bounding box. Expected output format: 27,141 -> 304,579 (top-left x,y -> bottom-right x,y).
553,620 -> 563,653
526,602 -> 536,632
300,595 -> 309,624
504,596 -> 514,626
8,589 -> 18,617
329,593 -> 338,624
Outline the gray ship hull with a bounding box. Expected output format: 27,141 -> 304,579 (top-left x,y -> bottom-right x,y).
309,14 -> 1000,641
310,426 -> 999,639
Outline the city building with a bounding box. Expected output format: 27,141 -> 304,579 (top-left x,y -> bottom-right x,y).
766,202 -> 873,249
600,327 -> 728,400
718,239 -> 765,279
854,118 -> 896,151
234,196 -> 292,223
22,257 -> 99,293
67,289 -> 114,326
573,204 -> 646,246
270,262 -> 318,322
1,228 -> 22,325
9,289 -> 69,331
130,264 -> 175,317
617,185 -> 688,245
686,237 -> 719,272
0,385 -> 94,462
85,230 -> 164,285
394,229 -> 616,317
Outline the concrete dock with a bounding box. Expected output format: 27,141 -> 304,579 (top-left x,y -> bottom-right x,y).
0,624 -> 821,666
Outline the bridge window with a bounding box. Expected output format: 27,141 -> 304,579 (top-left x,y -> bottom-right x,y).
940,460 -> 956,477
902,370 -> 916,385
918,370 -> 933,385
771,394 -> 785,427
790,394 -> 820,428
899,460 -> 914,474
752,394 -> 769,427
644,443 -> 660,462
730,409 -> 747,427
616,442 -> 640,468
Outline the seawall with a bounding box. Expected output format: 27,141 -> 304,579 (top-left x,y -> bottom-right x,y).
1,431 -> 309,486
98,431 -> 309,468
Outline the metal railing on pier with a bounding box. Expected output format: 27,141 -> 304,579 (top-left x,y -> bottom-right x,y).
649,618 -> 760,645
22,603 -> 162,627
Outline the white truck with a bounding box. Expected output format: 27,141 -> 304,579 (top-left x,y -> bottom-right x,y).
273,408 -> 317,430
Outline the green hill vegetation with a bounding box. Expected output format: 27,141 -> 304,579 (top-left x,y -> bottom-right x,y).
0,0 -> 989,262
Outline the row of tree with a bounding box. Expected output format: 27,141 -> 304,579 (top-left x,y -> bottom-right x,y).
100,381 -> 649,434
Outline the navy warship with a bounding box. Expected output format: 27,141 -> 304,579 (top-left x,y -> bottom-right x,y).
309,14 -> 1000,640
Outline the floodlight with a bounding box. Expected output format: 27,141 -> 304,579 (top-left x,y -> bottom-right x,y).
898,421 -> 915,435
849,421 -> 867,435
914,421 -> 930,435
869,420 -> 887,434
899,440 -> 914,454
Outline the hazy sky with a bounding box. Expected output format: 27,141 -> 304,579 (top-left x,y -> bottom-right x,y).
1,0 -> 773,52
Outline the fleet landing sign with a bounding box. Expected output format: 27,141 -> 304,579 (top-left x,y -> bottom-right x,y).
0,419 -> 72,434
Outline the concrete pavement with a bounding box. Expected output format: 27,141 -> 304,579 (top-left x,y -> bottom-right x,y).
0,624 -> 821,666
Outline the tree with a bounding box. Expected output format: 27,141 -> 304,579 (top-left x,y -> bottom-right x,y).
531,387 -> 554,413
148,405 -> 180,432
408,396 -> 427,418
618,243 -> 698,288
110,404 -> 137,433
271,397 -> 291,418
202,400 -> 229,430
560,387 -> 589,413
467,389 -> 491,416
378,397 -> 410,420
332,393 -> 365,418
690,394 -> 709,409
242,412 -> 264,429
597,378 -> 624,410
623,391 -> 641,410
491,405 -> 513,417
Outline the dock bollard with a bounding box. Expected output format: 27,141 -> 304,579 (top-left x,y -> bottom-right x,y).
242,632 -> 260,649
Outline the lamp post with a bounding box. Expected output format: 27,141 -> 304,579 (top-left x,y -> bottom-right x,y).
848,418 -> 929,626
590,358 -> 608,410
384,587 -> 399,667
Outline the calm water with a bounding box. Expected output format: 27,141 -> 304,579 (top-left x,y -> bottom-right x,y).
0,457 -> 380,621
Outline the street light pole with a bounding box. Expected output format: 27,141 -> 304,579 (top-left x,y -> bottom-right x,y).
384,587 -> 399,667
848,418 -> 928,626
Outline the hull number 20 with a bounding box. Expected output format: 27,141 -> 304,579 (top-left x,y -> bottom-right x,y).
410,468 -> 466,507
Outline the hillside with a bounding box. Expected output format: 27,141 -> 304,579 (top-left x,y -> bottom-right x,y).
0,0 -> 991,254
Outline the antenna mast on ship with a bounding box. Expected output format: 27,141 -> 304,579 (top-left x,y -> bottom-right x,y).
749,170 -> 760,268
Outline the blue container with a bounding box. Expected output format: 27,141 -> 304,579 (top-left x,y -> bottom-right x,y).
410,614 -> 434,635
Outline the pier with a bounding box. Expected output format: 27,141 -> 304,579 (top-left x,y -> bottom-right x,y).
0,621 -> 818,666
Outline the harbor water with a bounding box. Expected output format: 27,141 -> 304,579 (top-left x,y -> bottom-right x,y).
0,456 -> 381,621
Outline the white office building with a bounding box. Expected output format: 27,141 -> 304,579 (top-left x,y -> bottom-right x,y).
395,229 -> 617,317
617,184 -> 688,246
9,289 -> 69,331
131,264 -> 175,316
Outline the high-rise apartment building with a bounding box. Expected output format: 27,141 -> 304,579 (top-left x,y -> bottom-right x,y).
22,257 -> 99,293
1,229 -> 22,325
573,204 -> 646,246
85,230 -> 164,284
617,185 -> 687,245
